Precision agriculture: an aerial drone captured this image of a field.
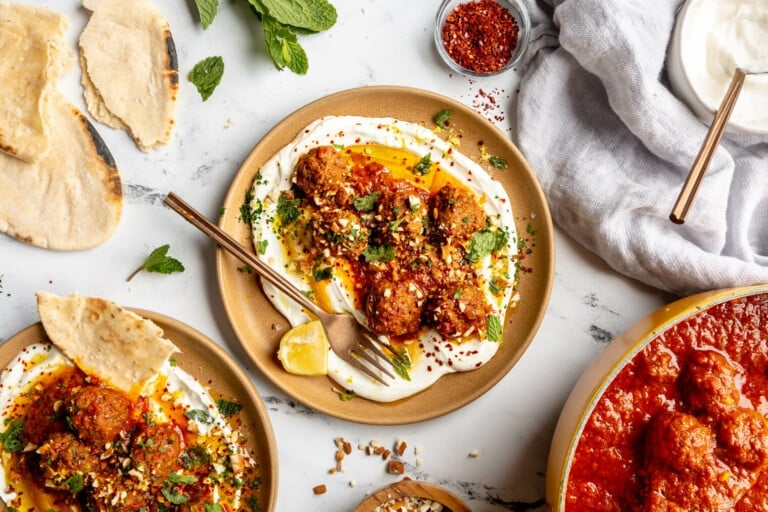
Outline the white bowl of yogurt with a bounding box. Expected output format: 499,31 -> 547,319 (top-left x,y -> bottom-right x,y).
668,0 -> 768,134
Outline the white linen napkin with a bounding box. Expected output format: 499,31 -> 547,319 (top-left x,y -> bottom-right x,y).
515,0 -> 768,295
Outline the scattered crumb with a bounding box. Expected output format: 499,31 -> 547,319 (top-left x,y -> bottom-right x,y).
313,484 -> 327,495
468,449 -> 479,458
387,460 -> 405,475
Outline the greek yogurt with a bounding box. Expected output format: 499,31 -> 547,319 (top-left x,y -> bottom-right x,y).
669,0 -> 768,133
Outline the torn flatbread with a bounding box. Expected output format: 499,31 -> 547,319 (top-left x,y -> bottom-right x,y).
79,0 -> 179,151
0,93 -> 123,250
36,291 -> 180,398
0,3 -> 71,162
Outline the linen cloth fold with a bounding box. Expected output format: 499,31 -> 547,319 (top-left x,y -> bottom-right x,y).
515,0 -> 768,295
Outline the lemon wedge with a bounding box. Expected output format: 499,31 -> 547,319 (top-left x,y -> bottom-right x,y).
277,320 -> 330,376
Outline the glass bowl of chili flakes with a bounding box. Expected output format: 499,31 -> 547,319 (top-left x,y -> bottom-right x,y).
434,0 -> 530,77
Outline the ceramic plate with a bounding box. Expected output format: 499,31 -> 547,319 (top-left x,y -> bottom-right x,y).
217,85 -> 554,424
354,480 -> 471,512
0,309 -> 278,512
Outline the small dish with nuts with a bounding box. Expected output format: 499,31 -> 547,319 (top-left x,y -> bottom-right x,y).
354,480 -> 471,512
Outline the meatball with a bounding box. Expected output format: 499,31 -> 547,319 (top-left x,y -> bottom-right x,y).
374,180 -> 430,253
130,422 -> 183,483
308,207 -> 369,259
645,410 -> 716,471
68,386 -> 133,447
681,350 -> 741,417
23,368 -> 86,446
37,431 -> 99,488
423,282 -> 491,338
429,183 -> 487,242
293,146 -> 352,205
364,277 -> 425,336
717,408 -> 768,469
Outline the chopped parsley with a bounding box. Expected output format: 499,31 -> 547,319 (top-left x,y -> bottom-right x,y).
392,349 -> 412,381
65,474 -> 84,494
205,504 -> 225,512
256,239 -> 269,255
185,409 -> 213,425
488,155 -> 508,169
412,153 -> 432,176
168,473 -> 198,485
0,418 -> 23,453
362,244 -> 395,263
161,486 -> 189,505
311,262 -> 333,282
276,192 -> 301,225
433,109 -> 453,128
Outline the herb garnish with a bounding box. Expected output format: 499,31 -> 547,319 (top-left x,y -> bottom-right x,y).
276,192 -> 301,224
352,191 -> 380,212
362,244 -> 395,263
412,153 -> 432,176
392,349 -> 412,381
216,399 -> 243,418
488,155 -> 508,169
185,409 -> 213,425
486,314 -> 503,342
465,228 -> 508,264
189,56 -> 225,101
434,109 -> 453,128
126,244 -> 185,281
192,0 -> 337,75
0,418 -> 23,453
64,474 -> 84,494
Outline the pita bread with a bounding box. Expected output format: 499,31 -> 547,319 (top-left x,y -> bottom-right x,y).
36,291 -> 180,398
79,0 -> 179,151
0,93 -> 123,250
0,3 -> 71,162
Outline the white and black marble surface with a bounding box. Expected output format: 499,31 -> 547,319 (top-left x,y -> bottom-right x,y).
0,1 -> 676,510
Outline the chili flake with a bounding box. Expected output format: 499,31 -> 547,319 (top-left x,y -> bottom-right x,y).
441,0 -> 520,74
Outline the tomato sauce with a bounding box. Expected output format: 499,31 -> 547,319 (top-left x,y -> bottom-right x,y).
565,293 -> 768,511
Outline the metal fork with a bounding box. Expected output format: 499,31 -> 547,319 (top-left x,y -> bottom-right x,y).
163,192 -> 399,385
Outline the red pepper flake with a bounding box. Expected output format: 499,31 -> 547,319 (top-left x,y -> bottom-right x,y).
441,0 -> 519,74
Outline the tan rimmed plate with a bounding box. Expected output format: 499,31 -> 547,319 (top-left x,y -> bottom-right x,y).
0,309 -> 278,512
217,85 -> 555,424
354,480 -> 471,512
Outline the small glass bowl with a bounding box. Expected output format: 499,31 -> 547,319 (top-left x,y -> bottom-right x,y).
434,0 -> 531,77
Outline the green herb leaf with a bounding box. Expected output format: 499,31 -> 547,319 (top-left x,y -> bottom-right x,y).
161,486 -> 190,505
412,153 -> 432,176
193,0 -> 218,29
0,418 -> 24,453
260,0 -> 337,32
465,228 -> 508,264
168,473 -> 198,485
127,244 -> 185,281
336,389 -> 356,401
256,240 -> 269,255
216,399 -> 243,418
434,109 -> 452,128
262,15 -> 309,74
205,504 -> 224,512
64,474 -> 84,494
276,192 -> 302,224
188,56 -> 224,101
392,349 -> 411,381
486,314 -> 503,342
352,191 -> 380,212
311,264 -> 333,282
185,409 -> 213,425
181,446 -> 211,469
488,156 -> 508,169
362,244 -> 395,263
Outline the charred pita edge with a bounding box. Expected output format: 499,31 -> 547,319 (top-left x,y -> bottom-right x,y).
73,107 -> 123,202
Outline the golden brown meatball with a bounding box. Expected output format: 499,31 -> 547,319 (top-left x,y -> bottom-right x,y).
374,180 -> 429,253
23,369 -> 86,446
308,207 -> 369,259
68,385 -> 133,447
293,146 -> 352,205
429,183 -> 487,242
37,431 -> 99,488
423,282 -> 491,338
365,277 -> 425,336
130,422 -> 183,484
717,408 -> 768,469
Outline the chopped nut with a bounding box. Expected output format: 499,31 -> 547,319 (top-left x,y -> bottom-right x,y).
313,484 -> 327,495
335,449 -> 345,462
343,440 -> 352,455
387,460 -> 405,475
468,449 -> 479,458
396,440 -> 408,456
381,449 -> 391,460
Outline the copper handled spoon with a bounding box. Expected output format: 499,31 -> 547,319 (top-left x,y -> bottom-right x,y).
669,68 -> 748,224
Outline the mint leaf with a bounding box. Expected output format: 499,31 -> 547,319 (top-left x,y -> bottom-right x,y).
185,409 -> 213,424
262,15 -> 309,74
488,156 -> 508,169
261,0 -> 337,32
168,473 -> 198,485
392,349 -> 411,381
64,474 -> 84,494
216,399 -> 243,418
412,153 -> 432,176
0,418 -> 24,453
162,486 -> 190,505
126,244 -> 185,281
465,228 -> 508,264
194,0 -> 219,29
204,504 -> 224,512
353,191 -> 380,212
486,314 -> 503,342
362,244 -> 395,263
434,109 -> 452,128
189,56 -> 224,101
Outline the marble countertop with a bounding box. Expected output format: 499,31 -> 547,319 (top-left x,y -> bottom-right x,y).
0,1 -> 675,510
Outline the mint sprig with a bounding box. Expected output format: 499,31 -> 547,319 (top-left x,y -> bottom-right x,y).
193,0 -> 219,29
126,244 -> 185,282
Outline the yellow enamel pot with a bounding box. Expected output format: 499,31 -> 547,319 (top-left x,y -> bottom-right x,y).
545,284 -> 768,511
